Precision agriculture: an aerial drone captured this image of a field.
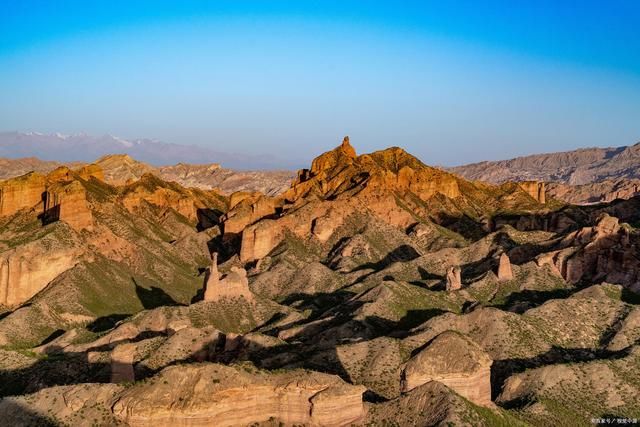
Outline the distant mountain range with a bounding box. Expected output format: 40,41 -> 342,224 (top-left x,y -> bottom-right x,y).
0,153 -> 294,196
450,142 -> 640,185
450,141 -> 640,204
0,131 -> 276,169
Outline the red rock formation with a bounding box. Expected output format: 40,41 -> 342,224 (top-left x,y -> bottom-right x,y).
497,253 -> 513,281
120,174 -> 226,224
47,166 -> 74,183
203,253 -> 254,302
43,180 -> 94,231
222,192 -> 281,236
75,163 -> 105,181
0,243 -> 83,306
231,138 -> 469,262
225,138 -> 559,262
446,266 -> 462,291
518,181 -> 546,204
0,172 -> 46,217
239,219 -> 284,262
203,253 -> 220,301
536,214 -> 640,292
401,331 -> 493,407
112,363 -> 366,427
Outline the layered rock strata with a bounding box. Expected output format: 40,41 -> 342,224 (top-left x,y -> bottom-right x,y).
0,172 -> 46,217
112,364 -> 366,427
0,243 -> 83,306
401,331 -> 493,407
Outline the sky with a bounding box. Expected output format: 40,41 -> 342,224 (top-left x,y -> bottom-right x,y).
0,0 -> 639,168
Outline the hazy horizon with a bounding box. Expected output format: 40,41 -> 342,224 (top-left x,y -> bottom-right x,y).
1,1 -> 639,168
1,130 -> 639,170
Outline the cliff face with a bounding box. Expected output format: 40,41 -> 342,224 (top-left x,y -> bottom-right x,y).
0,173 -> 46,217
401,331 -> 493,407
518,181 -> 546,204
43,180 -> 94,232
0,171 -> 97,306
0,240 -> 84,306
112,364 -> 366,427
0,166 -> 98,231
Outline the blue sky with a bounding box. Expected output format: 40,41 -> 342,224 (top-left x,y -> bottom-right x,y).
0,1 -> 638,167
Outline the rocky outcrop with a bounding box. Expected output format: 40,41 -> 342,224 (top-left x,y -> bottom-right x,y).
202,253 -> 220,301
93,154 -> 156,186
401,331 -> 493,407
518,181 -> 546,204
0,243 -> 83,306
239,219 -> 284,262
497,253 -> 513,281
111,343 -> 137,383
43,180 -> 94,231
286,138 -> 461,203
0,166 -> 101,229
536,214 -> 640,291
228,138 -> 495,262
75,163 -> 105,181
0,172 -> 46,217
112,363 -> 366,427
446,266 -> 462,291
310,136 -> 357,176
203,253 -> 254,302
222,192 -> 281,236
120,174 -> 227,223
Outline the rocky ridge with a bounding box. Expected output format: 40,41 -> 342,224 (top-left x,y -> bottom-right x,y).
451,142 -> 640,204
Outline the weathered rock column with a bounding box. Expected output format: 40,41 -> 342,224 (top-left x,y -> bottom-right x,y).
446,266 -> 462,291
203,252 -> 220,302
497,253 -> 513,281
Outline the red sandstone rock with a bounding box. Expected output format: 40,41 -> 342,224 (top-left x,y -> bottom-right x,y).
497,253 -> 513,281
112,363 -> 366,427
0,243 -> 84,306
401,331 -> 493,407
446,266 -> 462,291
518,181 -> 546,204
203,253 -> 254,303
43,180 -> 94,231
0,172 -> 46,217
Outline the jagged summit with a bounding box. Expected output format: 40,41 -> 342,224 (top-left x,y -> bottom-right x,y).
222,137 -> 549,262
288,137 -> 461,202
308,136 -> 357,176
